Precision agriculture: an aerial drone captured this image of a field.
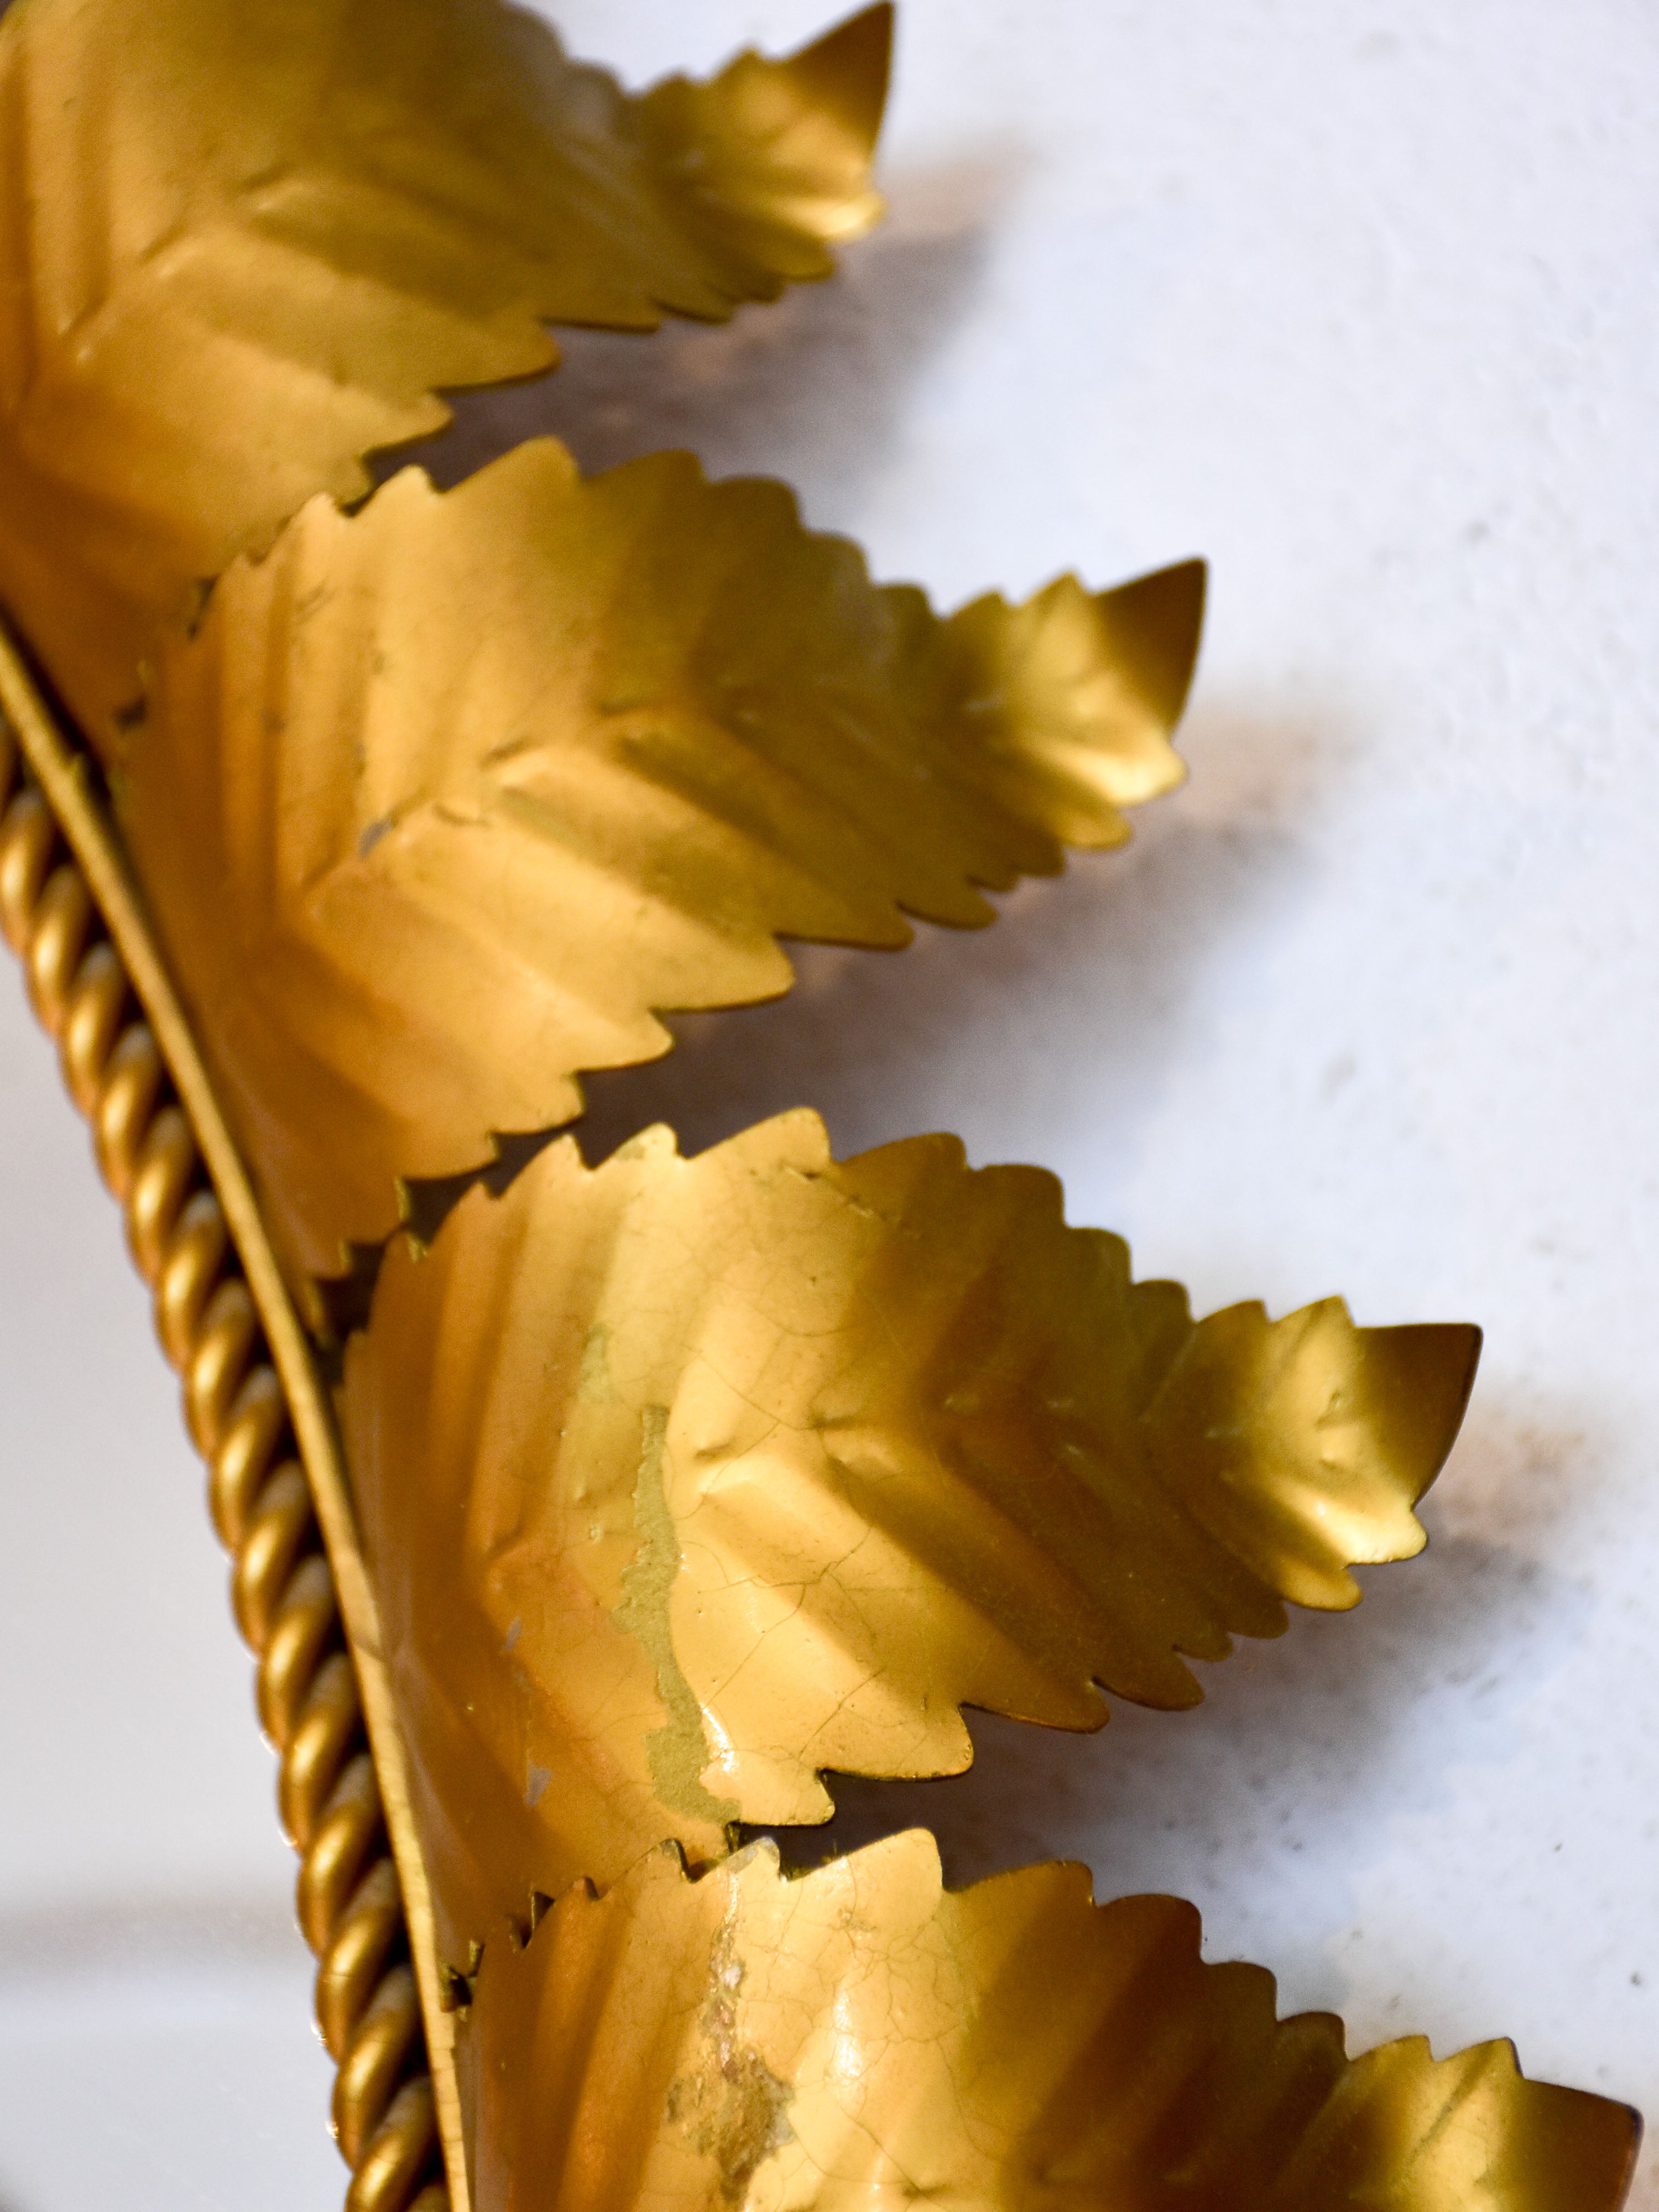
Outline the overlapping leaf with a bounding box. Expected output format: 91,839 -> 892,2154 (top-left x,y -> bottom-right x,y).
455,1830 -> 1635,2212
341,1109 -> 1477,1959
0,0 -> 891,751
125,442 -> 1202,1285
6,0 -> 1632,2203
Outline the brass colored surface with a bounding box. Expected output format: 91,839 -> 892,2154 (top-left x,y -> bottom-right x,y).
457,1831 -> 1637,2212
5,610 -> 1636,2209
124,441 -> 1198,1286
0,0 -> 891,755
341,1109 -> 1477,1961
0,644 -> 465,2210
0,2 -> 1640,2206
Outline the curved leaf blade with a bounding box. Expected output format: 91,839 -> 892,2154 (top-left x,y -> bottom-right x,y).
0,0 -> 891,749
126,442 -> 1202,1282
457,1832 -> 1636,2212
341,1110 -> 1477,1957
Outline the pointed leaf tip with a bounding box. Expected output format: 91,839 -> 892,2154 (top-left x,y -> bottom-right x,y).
1352,1317 -> 1483,1506
788,2 -> 896,156
1097,555 -> 1209,733
1146,1305 -> 1483,1612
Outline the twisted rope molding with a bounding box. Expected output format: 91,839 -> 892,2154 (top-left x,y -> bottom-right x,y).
0,636 -> 466,2212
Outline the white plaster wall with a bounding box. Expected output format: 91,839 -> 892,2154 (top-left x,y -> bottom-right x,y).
1,0 -> 1655,2201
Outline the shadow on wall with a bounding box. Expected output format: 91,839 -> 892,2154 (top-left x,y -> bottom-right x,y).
745,1391 -> 1605,2023
572,693 -> 1343,1175
390,129 -> 1361,1230
383,152 -> 1020,523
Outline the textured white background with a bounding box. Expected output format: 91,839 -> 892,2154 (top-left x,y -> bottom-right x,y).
2,0 -> 1656,2201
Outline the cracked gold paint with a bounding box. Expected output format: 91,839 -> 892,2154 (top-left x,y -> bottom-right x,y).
455,1830 -> 1637,2212
340,1109 -> 1479,1968
122,440 -> 1201,1287
3,1 -> 1639,2203
0,0 -> 891,754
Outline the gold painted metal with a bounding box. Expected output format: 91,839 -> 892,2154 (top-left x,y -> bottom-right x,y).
0,643 -> 465,2210
0,0 -> 893,759
123,441 -> 1198,1291
340,1110 -> 1479,1964
0,0 -> 1642,2206
458,1832 -> 1636,2212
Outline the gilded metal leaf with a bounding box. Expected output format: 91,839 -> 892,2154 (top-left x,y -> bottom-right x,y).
458,1832 -> 1635,2212
340,1109 -> 1478,1964
122,442 -> 1201,1285
0,1 -> 1636,2202
0,0 -> 891,753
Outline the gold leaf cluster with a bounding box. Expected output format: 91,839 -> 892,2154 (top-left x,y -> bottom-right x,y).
0,0 -> 892,752
0,0 -> 1636,2204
